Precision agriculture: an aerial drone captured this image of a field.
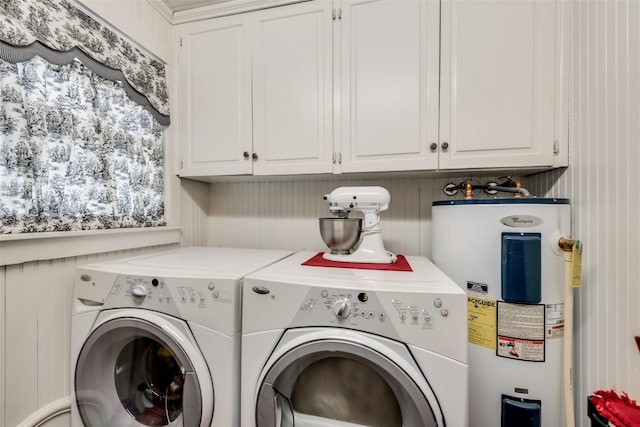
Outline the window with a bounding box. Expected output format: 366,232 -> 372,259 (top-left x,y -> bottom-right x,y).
0,0 -> 170,235
0,55 -> 165,233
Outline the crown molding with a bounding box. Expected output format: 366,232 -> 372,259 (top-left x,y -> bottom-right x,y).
147,0 -> 175,23
172,0 -> 308,24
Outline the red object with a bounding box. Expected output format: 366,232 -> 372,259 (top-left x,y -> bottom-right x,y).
590,390 -> 640,427
301,252 -> 413,271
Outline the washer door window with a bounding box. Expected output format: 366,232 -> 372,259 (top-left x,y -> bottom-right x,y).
75,318 -> 205,427
257,340 -> 439,427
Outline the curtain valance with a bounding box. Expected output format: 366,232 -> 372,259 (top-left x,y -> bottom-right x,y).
0,0 -> 170,125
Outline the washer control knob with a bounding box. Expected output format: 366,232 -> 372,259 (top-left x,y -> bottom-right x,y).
434,298 -> 443,308
333,300 -> 351,319
132,285 -> 147,298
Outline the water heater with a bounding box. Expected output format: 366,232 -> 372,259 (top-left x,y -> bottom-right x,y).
432,198 -> 571,427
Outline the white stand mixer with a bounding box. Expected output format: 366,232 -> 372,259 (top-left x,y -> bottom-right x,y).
321,186 -> 397,264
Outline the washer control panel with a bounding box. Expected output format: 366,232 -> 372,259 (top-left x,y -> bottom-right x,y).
100,273 -> 239,333
105,275 -> 232,309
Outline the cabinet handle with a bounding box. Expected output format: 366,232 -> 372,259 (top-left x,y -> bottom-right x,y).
252,153 -> 258,160
441,142 -> 449,150
429,142 -> 438,151
243,151 -> 250,159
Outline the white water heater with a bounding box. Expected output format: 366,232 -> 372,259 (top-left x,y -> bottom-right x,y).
432,198 -> 571,427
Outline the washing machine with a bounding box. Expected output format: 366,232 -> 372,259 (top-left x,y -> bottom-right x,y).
70,246 -> 292,427
240,251 -> 468,427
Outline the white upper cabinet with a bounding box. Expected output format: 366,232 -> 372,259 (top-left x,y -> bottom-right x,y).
176,0 -> 568,179
177,1 -> 332,178
251,1 -> 333,175
339,0 -> 440,173
177,15 -> 252,176
438,0 -> 563,170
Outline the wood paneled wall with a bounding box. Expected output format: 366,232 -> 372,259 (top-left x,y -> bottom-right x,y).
530,0 -> 640,423
207,175 -> 510,260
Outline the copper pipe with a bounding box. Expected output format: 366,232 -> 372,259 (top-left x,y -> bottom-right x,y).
514,180 -> 522,197
465,182 -> 474,199
558,237 -> 577,252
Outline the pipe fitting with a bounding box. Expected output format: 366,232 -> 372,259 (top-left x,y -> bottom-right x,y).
465,182 -> 474,199
559,238 -> 582,255
514,180 -> 522,198
558,237 -> 577,252
484,184 -> 532,197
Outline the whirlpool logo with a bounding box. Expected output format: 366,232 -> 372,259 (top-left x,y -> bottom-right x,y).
500,215 -> 543,227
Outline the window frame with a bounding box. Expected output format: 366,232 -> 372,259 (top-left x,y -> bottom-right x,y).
0,226 -> 181,266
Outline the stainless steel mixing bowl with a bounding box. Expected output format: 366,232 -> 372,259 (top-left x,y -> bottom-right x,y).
319,218 -> 362,254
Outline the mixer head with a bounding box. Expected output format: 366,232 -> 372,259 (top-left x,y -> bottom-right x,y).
323,186 -> 391,217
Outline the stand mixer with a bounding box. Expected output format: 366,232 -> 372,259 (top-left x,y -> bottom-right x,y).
320,186 -> 397,264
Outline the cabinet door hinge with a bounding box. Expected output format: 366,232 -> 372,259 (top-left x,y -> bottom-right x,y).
180,159 -> 184,169
553,140 -> 559,155
179,37 -> 183,47
333,152 -> 342,164
332,8 -> 342,21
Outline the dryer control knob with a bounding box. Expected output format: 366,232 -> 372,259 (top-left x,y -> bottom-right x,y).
333,300 -> 351,320
132,285 -> 148,298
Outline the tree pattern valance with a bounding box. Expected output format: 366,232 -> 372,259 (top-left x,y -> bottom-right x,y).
0,0 -> 170,125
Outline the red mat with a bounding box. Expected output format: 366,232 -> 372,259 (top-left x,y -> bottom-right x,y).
301,252 -> 413,271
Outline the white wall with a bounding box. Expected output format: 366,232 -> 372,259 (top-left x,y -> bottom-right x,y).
207,175 -> 513,259
529,0 -> 640,422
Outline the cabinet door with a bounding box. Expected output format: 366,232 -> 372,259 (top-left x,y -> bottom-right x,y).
339,0 -> 440,173
251,1 -> 333,175
178,15 -> 252,177
439,0 -> 558,170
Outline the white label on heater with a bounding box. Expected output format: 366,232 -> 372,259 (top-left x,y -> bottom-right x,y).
500,215 -> 543,228
497,336 -> 545,362
497,302 -> 545,362
545,303 -> 565,339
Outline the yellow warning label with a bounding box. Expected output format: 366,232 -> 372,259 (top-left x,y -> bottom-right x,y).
571,243 -> 583,288
467,296 -> 497,350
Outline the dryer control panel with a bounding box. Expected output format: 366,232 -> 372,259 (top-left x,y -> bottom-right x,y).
292,287 -> 454,334
243,279 -> 466,360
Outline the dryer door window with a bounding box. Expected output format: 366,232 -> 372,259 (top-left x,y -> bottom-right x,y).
75,318 -> 204,427
256,339 -> 440,427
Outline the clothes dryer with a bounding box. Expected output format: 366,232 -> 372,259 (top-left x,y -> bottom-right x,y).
71,247 -> 292,427
240,251 -> 468,427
